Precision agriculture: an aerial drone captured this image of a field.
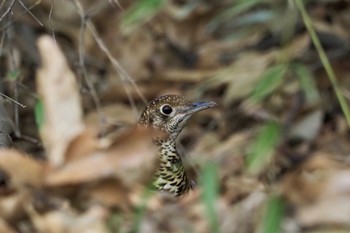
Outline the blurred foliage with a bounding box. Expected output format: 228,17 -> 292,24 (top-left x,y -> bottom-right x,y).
250,64 -> 288,102
261,195 -> 285,233
34,100 -> 44,130
246,121 -> 281,174
121,0 -> 165,33
200,162 -> 221,233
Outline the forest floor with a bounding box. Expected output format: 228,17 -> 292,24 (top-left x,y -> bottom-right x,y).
1,0 -> 350,233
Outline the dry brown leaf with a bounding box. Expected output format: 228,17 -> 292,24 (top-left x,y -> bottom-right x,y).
0,218 -> 16,233
36,36 -> 85,167
64,128 -> 100,162
45,127 -> 161,188
86,179 -> 131,210
0,149 -> 46,188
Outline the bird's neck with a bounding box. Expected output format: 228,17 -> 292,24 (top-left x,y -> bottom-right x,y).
156,137 -> 180,161
153,136 -> 190,196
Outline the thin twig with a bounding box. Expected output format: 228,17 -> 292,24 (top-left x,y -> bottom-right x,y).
48,0 -> 56,45
0,0 -> 42,31
0,93 -> 26,108
110,0 -> 124,10
0,27 -> 6,56
17,0 -> 43,26
0,0 -> 15,23
71,0 -> 105,132
70,0 -> 147,118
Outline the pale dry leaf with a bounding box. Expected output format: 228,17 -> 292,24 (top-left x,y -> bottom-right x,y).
202,51 -> 278,104
289,110 -> 323,141
297,190 -> 350,227
45,127 -> 160,188
221,190 -> 266,233
36,36 -> 85,167
282,153 -> 342,205
30,205 -> 108,233
161,69 -> 220,82
296,170 -> 350,227
84,103 -> 136,126
0,149 -> 46,188
284,34 -> 310,59
0,192 -> 29,220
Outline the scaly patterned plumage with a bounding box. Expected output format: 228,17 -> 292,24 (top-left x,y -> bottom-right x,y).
139,95 -> 216,196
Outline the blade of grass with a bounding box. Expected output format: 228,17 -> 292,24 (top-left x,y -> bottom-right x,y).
261,195 -> 284,233
5,69 -> 21,81
246,121 -> 281,174
131,185 -> 155,233
250,64 -> 288,102
208,0 -> 261,32
199,162 -> 221,233
294,63 -> 320,105
294,0 -> 350,127
121,0 -> 165,32
34,99 -> 44,130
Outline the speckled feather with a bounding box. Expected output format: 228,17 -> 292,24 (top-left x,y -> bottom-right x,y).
139,95 -> 216,197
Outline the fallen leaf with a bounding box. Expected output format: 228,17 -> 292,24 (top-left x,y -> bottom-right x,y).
36,35 -> 85,167
45,127 -> 161,188
0,218 -> 16,233
30,205 -> 108,233
0,149 -> 46,188
0,192 -> 29,220
85,179 -> 131,210
64,127 -> 100,162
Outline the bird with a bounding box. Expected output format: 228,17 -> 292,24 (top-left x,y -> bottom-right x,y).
138,95 -> 216,197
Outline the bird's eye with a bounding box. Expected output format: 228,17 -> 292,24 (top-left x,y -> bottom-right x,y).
160,104 -> 173,115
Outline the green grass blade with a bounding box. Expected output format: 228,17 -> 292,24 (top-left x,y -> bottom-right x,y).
208,0 -> 261,31
250,64 -> 288,102
294,63 -> 320,105
261,195 -> 284,233
294,0 -> 350,128
131,186 -> 154,233
5,69 -> 21,81
246,121 -> 281,174
121,0 -> 165,32
34,100 -> 44,130
199,162 -> 221,233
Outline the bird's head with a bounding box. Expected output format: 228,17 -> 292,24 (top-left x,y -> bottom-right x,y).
139,95 -> 216,138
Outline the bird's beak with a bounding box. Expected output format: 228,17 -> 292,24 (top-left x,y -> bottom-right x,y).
183,101 -> 217,115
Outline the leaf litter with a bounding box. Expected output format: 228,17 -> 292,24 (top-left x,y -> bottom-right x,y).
1,0 -> 350,232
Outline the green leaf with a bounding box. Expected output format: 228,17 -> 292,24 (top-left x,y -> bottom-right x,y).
34,100 -> 44,130
294,63 -> 320,105
131,185 -> 154,233
5,70 -> 21,80
121,0 -> 165,31
199,162 -> 221,233
208,0 -> 261,31
262,195 -> 284,233
250,64 -> 288,102
246,121 -> 280,174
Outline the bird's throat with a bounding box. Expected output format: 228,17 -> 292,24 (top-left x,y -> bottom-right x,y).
153,138 -> 190,196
